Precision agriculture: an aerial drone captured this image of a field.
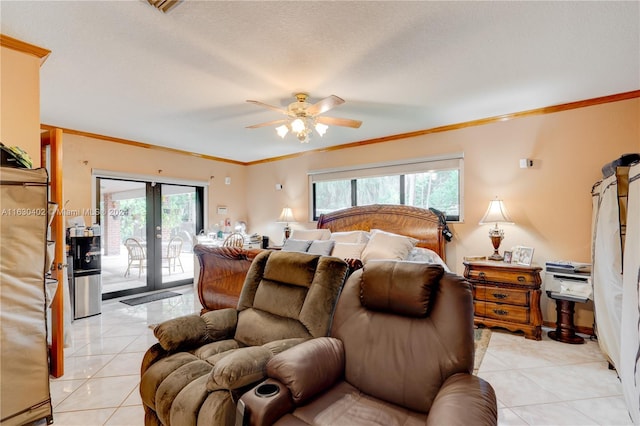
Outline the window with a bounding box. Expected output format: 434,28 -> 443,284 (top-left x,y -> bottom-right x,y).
309,154 -> 463,222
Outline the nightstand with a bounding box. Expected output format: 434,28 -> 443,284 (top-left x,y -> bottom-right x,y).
463,260 -> 543,340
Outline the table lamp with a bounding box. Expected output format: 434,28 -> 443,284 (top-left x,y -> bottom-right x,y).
479,197 -> 513,261
277,207 -> 295,244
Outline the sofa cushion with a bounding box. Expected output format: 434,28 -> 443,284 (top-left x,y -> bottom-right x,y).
360,261 -> 444,317
262,251 -> 319,287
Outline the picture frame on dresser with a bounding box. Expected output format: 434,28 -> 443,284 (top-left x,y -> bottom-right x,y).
503,250 -> 512,263
517,246 -> 534,266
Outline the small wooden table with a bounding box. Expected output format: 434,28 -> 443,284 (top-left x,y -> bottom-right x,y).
546,292 -> 586,344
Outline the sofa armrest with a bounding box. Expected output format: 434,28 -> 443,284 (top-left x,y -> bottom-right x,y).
426,373 -> 498,426
238,379 -> 294,426
154,308 -> 237,352
207,337 -> 307,392
267,337 -> 344,404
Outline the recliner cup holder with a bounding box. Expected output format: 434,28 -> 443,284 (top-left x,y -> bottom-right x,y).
255,383 -> 279,398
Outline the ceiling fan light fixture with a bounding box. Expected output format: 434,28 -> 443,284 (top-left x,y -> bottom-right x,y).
315,123 -> 328,137
290,118 -> 306,133
248,93 -> 361,144
276,125 -> 289,138
297,133 -> 310,143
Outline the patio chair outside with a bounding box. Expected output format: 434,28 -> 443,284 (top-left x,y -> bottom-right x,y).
124,237 -> 146,278
163,236 -> 184,275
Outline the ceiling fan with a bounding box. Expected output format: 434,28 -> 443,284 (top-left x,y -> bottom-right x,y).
246,93 -> 362,143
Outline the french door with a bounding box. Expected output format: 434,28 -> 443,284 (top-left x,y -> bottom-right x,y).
97,177 -> 204,300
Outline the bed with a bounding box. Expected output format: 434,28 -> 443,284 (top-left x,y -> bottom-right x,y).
316,204 -> 446,261
195,204 -> 447,313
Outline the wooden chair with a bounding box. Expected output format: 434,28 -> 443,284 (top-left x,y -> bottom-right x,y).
163,236 -> 184,274
124,237 -> 146,278
223,232 -> 244,248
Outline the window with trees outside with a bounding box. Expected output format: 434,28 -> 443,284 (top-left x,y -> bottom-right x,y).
309,155 -> 463,222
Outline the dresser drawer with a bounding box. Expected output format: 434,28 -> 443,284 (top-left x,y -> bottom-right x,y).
474,301 -> 529,324
474,285 -> 529,306
466,267 -> 539,286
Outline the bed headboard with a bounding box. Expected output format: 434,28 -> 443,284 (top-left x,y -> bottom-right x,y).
316,204 -> 446,261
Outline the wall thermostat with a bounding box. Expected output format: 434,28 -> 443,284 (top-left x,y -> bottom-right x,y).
519,159 -> 533,169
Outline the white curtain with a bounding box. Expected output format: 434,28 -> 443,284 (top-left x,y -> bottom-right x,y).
592,172 -> 624,369
620,163 -> 640,424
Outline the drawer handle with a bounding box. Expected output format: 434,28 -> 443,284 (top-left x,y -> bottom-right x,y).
492,293 -> 508,299
493,308 -> 509,316
517,276 -> 526,282
478,272 -> 486,280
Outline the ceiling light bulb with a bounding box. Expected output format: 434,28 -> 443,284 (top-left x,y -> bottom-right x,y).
291,118 -> 306,133
315,123 -> 328,137
275,125 -> 289,138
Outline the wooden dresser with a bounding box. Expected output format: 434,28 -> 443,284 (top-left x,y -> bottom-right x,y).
463,260 -> 543,340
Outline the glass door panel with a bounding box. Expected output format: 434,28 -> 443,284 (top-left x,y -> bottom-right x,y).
160,185 -> 196,285
99,178 -> 148,296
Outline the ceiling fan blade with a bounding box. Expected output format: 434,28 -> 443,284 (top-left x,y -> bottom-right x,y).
246,100 -> 288,115
316,116 -> 362,128
246,119 -> 287,129
307,95 -> 345,116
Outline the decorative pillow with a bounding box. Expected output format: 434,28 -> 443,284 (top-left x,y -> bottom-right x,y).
361,229 -> 418,263
281,239 -> 312,253
405,247 -> 450,272
329,230 -> 370,244
331,242 -> 367,259
307,240 -> 335,256
290,229 -> 331,241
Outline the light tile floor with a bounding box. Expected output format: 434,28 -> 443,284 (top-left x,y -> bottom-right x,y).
49,286 -> 633,426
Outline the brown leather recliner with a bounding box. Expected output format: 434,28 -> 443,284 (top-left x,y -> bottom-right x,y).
239,260 -> 498,426
140,250 -> 349,426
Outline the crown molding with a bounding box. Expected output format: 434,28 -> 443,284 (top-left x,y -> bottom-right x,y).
0,34 -> 51,65
247,89 -> 640,165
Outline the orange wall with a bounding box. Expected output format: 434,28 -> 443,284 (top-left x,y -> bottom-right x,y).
62,134 -> 248,231
245,98 -> 640,328
0,45 -> 42,167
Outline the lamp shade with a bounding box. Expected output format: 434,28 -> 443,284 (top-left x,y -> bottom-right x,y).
479,199 -> 514,225
277,207 -> 295,224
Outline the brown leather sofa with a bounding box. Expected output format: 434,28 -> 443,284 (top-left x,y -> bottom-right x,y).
140,250 -> 349,426
194,245 -> 262,313
239,260 -> 498,425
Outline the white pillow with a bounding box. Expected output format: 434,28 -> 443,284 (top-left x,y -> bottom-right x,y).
329,230 -> 370,244
405,247 -> 450,272
361,229 -> 418,263
281,239 -> 312,253
331,242 -> 367,259
290,229 -> 331,241
308,240 -> 335,256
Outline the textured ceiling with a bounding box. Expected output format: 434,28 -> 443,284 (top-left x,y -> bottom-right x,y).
1,1 -> 638,163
